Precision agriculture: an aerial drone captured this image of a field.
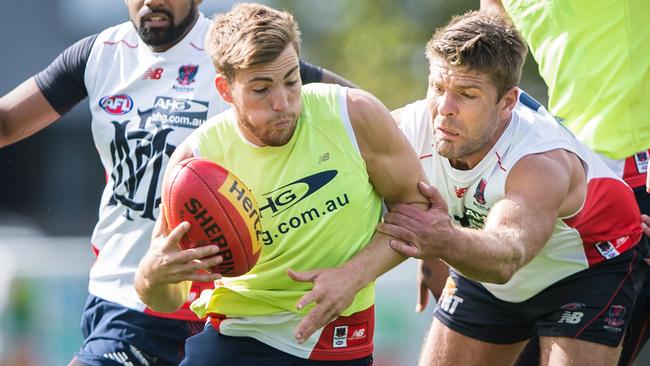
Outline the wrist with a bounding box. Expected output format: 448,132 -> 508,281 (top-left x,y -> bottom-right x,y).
342,259 -> 372,290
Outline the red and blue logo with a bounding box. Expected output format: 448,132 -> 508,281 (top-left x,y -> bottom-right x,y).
177,64 -> 198,86
99,94 -> 133,115
473,178 -> 487,205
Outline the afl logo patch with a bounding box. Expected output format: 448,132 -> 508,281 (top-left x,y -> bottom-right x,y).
99,94 -> 134,115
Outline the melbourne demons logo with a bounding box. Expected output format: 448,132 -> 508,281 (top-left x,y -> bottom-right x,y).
176,64 -> 198,85
604,305 -> 626,333
473,178 -> 488,205
107,109 -> 176,220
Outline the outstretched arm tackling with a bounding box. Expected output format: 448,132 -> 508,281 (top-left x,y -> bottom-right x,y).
0,78 -> 60,148
289,88 -> 430,343
380,149 -> 584,284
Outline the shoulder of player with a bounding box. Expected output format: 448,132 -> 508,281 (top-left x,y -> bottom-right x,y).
346,88 -> 391,131
345,88 -> 412,162
93,21 -> 140,46
506,149 -> 577,196
391,99 -> 429,131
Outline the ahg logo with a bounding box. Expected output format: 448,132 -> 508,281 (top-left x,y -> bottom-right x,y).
259,170 -> 338,217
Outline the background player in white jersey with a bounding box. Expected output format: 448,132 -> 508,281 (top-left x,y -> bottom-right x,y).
0,1 -> 353,365
382,10 -> 647,365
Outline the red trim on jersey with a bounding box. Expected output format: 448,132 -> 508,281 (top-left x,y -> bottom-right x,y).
308,305 -> 374,361
495,151 -> 507,172
144,307 -> 201,321
562,178 -> 642,266
190,42 -> 204,51
208,313 -> 228,332
420,153 -> 433,160
143,281 -> 214,321
623,150 -> 650,188
103,40 -> 138,48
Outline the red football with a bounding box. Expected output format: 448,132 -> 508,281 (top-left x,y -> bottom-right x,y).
162,158 -> 262,277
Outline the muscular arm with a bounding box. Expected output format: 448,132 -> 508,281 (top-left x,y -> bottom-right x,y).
384,149 -> 583,284
134,141 -> 223,312
343,88 -> 429,283
448,153 -> 573,282
0,78 -> 60,147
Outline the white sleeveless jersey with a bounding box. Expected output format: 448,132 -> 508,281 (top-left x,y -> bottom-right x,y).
84,15 -> 229,317
399,92 -> 641,302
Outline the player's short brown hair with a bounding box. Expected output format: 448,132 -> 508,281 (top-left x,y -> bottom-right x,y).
205,3 -> 301,82
426,10 -> 527,99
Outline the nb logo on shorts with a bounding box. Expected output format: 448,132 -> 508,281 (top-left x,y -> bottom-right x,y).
558,311 -> 584,324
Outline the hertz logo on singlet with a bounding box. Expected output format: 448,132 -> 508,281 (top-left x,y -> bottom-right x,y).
220,175 -> 263,255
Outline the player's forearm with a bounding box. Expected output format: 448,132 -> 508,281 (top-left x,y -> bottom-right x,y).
0,78 -> 60,148
441,227 -> 527,284
134,272 -> 190,313
341,230 -> 407,289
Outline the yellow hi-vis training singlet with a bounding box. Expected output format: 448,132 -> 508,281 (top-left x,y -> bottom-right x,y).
188,83 -> 381,318
502,0 -> 650,159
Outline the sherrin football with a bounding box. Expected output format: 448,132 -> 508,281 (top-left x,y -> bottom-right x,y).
162,158 -> 262,277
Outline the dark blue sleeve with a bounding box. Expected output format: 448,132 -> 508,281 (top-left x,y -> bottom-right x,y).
33,34 -> 97,115
299,59 -> 323,84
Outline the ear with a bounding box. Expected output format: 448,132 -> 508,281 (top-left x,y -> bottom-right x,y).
215,74 -> 233,104
498,87 -> 519,120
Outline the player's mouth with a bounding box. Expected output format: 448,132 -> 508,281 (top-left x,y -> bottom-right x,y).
141,12 -> 172,28
274,119 -> 293,129
436,127 -> 460,140
272,115 -> 296,129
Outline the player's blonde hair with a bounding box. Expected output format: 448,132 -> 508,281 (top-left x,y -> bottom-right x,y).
426,10 -> 527,100
205,3 -> 301,83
